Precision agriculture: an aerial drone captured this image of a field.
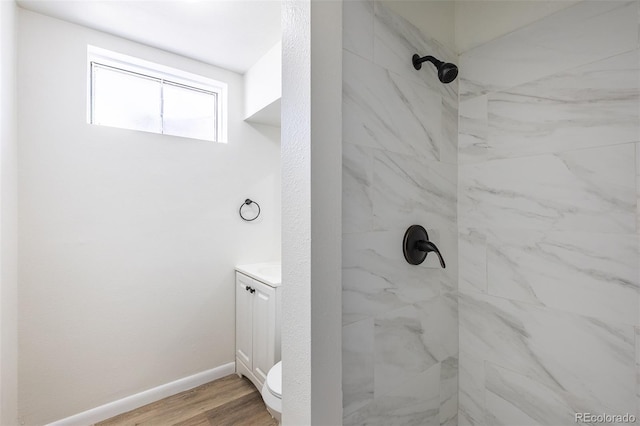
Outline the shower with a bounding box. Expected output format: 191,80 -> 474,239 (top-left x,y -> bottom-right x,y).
341,2 -> 637,426
412,54 -> 458,84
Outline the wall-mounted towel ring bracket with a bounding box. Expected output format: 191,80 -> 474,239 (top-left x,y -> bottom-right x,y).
403,225 -> 446,268
239,199 -> 261,221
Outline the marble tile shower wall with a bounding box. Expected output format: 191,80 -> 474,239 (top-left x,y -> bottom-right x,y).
458,2 -> 640,425
342,2 -> 458,425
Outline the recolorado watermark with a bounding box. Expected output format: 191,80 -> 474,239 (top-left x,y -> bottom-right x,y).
575,413 -> 636,423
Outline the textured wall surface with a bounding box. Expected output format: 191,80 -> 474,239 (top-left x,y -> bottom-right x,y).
281,1 -> 343,423
341,2 -> 458,424
458,1 -> 640,425
281,1 -> 312,422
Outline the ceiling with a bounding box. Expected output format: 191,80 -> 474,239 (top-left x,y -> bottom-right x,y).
15,0 -> 574,72
16,0 -> 282,74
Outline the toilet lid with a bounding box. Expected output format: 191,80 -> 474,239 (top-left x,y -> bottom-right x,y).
266,361 -> 282,398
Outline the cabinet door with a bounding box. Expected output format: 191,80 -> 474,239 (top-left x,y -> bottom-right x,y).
251,279 -> 276,387
235,273 -> 253,369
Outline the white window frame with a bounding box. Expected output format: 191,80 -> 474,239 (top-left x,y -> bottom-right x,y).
87,45 -> 228,143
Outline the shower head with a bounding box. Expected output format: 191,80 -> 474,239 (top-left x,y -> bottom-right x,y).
437,62 -> 458,84
412,54 -> 458,84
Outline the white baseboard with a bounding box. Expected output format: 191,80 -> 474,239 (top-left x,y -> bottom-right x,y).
46,362 -> 236,426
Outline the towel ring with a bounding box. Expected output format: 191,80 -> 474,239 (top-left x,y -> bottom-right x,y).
239,199 -> 261,221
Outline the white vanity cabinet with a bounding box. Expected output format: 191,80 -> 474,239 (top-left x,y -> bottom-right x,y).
235,264 -> 281,391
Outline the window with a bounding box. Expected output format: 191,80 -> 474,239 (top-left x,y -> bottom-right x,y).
88,46 -> 227,142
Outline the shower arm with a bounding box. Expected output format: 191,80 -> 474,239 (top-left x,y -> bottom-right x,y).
412,55 -> 442,70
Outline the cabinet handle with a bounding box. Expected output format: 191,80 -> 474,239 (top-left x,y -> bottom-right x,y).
245,285 -> 251,292
250,288 -> 256,294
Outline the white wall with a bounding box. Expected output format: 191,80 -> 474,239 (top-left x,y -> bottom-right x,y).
342,1 -> 458,424
17,9 -> 281,425
454,0 -> 580,53
281,0 -> 342,424
458,1 -> 638,423
383,0 -> 581,54
244,41 -> 281,124
0,0 -> 19,424
380,0 -> 456,54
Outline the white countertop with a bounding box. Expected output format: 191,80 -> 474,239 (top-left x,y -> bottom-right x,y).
235,262 -> 281,287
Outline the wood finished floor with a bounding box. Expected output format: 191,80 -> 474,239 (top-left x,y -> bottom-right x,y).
96,374 -> 278,426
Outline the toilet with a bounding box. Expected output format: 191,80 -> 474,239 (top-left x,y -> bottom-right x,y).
261,361 -> 282,422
